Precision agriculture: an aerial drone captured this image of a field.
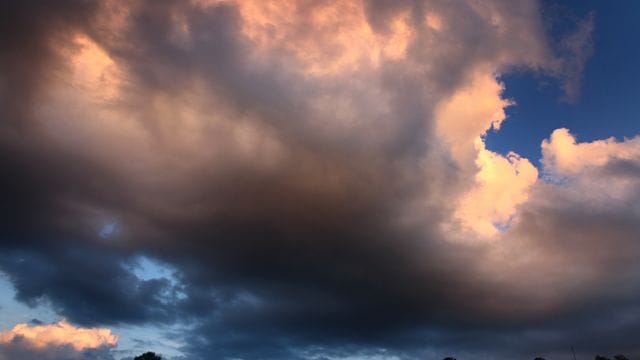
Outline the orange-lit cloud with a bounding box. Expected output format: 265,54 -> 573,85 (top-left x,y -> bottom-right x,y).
424,12 -> 443,32
211,0 -> 414,75
0,320 -> 117,351
455,141 -> 538,238
435,69 -> 513,167
59,33 -> 124,102
542,127 -> 640,174
435,69 -> 537,238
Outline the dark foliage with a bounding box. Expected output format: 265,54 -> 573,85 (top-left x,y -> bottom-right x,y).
133,352 -> 162,360
596,355 -> 631,360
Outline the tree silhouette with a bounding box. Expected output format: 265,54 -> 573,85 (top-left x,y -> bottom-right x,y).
613,355 -> 629,360
442,357 -> 457,360
534,357 -> 546,360
595,356 -> 611,360
133,352 -> 162,360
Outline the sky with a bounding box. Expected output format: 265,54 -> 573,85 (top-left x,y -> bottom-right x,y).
1,1 -> 640,359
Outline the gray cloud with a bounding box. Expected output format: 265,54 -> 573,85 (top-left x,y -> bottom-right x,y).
0,340 -> 114,360
0,1 -> 626,359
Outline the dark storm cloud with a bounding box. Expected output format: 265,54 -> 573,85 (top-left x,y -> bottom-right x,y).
0,0 -> 99,129
0,246 -> 204,326
0,0 -> 623,359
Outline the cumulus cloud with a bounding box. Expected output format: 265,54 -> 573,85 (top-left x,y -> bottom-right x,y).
0,320 -> 117,360
542,128 -> 640,175
454,143 -> 538,238
0,0 -> 621,359
434,69 -> 538,238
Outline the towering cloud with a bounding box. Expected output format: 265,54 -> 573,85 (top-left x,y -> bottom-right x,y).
4,1 -> 636,359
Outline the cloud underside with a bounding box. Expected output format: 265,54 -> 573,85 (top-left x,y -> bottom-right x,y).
0,321 -> 117,360
3,0 -> 638,359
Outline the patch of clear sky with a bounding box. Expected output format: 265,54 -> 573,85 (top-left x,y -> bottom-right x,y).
485,0 -> 640,166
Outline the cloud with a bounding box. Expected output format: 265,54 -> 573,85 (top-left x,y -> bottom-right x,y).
454,143 -> 538,238
435,69 -> 513,167
554,12 -> 595,102
0,320 -> 117,360
485,141 -> 640,357
0,248 -> 213,327
0,320 -> 117,351
434,69 -> 538,238
0,0 -> 624,359
542,128 -> 640,175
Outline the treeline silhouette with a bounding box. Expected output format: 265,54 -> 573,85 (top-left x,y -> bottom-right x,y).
133,352 -> 162,360
132,351 -> 633,359
441,355 -> 631,360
